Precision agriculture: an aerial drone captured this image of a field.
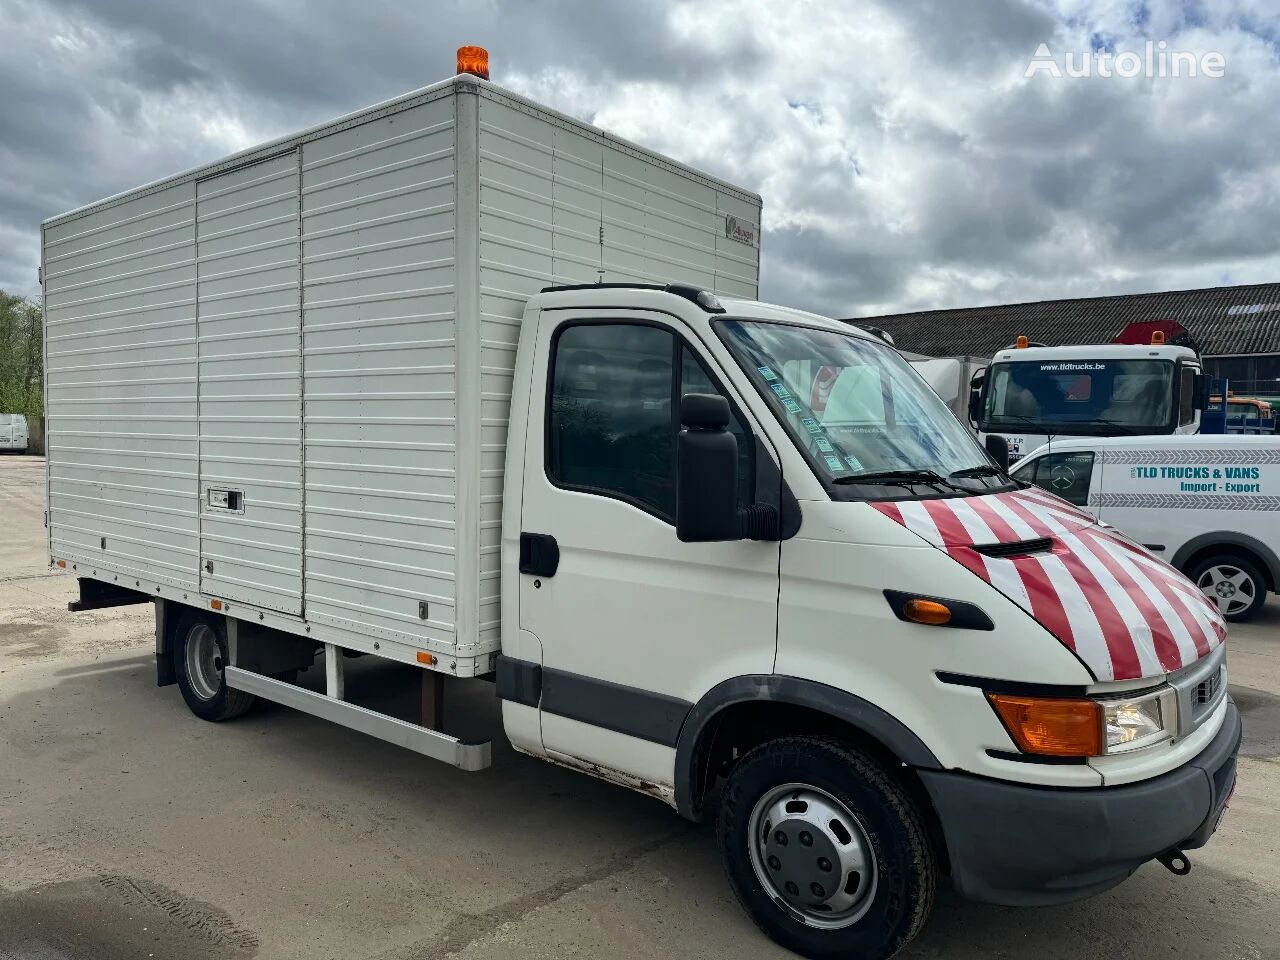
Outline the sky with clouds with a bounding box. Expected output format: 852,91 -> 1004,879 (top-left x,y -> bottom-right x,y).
1,0 -> 1277,318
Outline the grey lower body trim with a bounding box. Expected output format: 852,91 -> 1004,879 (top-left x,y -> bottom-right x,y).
225,666 -> 491,772
496,655 -> 541,707
920,699 -> 1240,906
494,656 -> 692,747
541,669 -> 691,746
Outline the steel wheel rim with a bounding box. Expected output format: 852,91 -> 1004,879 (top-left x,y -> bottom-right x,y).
747,782 -> 878,929
184,624 -> 223,701
1197,564 -> 1255,616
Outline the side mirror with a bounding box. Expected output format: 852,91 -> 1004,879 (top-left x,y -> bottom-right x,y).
676,394 -> 741,543
1194,373 -> 1210,411
967,368 -> 987,428
984,434 -> 1010,471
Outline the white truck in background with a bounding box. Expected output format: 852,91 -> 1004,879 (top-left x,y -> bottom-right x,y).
1011,434 -> 1280,622
43,57 -> 1240,960
0,412 -> 29,453
969,338 -> 1205,463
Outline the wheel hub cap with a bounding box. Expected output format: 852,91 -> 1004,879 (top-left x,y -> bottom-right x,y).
184,624 -> 223,702
1197,564 -> 1254,615
748,784 -> 877,929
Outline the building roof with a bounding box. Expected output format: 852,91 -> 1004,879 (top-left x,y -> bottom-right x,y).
847,282 -> 1280,359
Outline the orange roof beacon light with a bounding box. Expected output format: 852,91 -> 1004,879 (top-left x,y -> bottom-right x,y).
1015,335 -> 1029,349
1150,330 -> 1166,345
457,46 -> 490,80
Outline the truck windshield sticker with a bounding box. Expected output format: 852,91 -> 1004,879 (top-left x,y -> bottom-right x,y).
781,398 -> 802,414
815,437 -> 834,453
844,454 -> 864,470
801,417 -> 823,435
770,383 -> 792,400
824,454 -> 846,473
758,365 -> 778,381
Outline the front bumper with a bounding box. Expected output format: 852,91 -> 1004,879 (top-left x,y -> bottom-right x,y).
918,698 -> 1241,906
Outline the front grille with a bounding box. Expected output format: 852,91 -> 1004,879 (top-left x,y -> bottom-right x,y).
972,537 -> 1054,559
1169,647 -> 1227,739
1195,672 -> 1221,707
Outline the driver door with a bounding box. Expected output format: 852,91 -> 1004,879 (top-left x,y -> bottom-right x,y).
518,310 -> 780,787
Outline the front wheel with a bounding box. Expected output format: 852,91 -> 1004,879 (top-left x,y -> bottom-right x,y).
718,737 -> 936,960
1191,553 -> 1267,622
173,613 -> 255,721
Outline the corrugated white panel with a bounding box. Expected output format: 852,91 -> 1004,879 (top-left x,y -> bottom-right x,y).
300,98 -> 461,650
474,93 -> 761,651
43,181 -> 200,588
195,152 -> 303,614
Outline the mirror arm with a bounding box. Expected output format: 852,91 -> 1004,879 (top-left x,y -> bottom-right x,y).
738,502 -> 780,541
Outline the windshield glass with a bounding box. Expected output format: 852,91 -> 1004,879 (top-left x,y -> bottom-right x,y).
984,359 -> 1173,432
717,320 -> 1004,496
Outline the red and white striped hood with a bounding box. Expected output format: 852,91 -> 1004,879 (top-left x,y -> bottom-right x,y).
871,488 -> 1226,682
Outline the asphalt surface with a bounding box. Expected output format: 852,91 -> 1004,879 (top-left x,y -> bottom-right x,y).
2,453 -> 1278,959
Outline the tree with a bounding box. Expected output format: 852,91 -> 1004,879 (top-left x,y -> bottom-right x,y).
0,290 -> 44,420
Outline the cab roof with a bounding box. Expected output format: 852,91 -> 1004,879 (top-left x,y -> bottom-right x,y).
1022,434 -> 1280,452
530,283 -> 874,341
992,343 -> 1197,363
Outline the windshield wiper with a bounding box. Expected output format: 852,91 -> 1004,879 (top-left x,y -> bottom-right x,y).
948,465 -> 1005,479
832,469 -> 969,493
1067,417 -> 1144,435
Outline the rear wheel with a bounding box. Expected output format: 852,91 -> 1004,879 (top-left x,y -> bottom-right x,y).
173,613 -> 255,721
1191,553 -> 1267,622
718,736 -> 935,960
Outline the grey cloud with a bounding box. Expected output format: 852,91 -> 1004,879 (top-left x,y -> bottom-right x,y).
1,0 -> 1278,324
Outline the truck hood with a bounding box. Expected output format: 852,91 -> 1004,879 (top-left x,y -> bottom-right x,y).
871,487 -> 1226,682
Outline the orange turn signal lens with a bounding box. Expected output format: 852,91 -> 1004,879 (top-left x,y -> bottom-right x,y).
210,599 -> 223,611
416,651 -> 437,666
987,694 -> 1103,757
55,559 -> 67,568
903,599 -> 951,625
457,45 -> 490,80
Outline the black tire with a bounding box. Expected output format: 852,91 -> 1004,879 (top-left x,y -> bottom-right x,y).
1189,553 -> 1268,622
172,612 -> 255,721
718,737 -> 935,960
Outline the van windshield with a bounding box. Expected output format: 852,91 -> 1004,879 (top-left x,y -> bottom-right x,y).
984,359 -> 1174,434
717,320 -> 1009,498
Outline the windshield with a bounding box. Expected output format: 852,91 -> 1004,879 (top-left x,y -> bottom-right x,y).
717,320 -> 1007,497
983,359 -> 1173,433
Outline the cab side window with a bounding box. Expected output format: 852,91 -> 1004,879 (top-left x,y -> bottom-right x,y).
547,322 -> 755,521
1029,451 -> 1096,507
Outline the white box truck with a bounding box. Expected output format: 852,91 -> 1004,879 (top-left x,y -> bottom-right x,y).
0,412 -> 30,453
969,337 -> 1205,463
43,62 -> 1240,959
1010,434 -> 1280,622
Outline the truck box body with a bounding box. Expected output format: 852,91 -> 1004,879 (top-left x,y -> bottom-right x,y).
41,75 -> 761,674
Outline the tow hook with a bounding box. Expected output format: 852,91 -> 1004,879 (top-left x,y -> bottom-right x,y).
1157,848 -> 1192,876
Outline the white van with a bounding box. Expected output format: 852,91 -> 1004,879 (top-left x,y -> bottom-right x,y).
0,413 -> 29,453
43,61 -> 1241,960
1010,434 -> 1279,621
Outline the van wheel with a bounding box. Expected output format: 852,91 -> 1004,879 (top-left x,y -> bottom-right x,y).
173,614 -> 255,721
717,737 -> 935,960
1191,554 -> 1267,622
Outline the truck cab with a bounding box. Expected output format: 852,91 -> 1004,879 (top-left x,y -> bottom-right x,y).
495,285 -> 1239,957
970,342 -> 1203,463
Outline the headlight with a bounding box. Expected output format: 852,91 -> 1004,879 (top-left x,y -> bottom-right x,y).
987,687 -> 1176,758
1100,690 -> 1176,754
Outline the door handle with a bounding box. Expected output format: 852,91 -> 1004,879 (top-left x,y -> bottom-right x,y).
519,532 -> 559,577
